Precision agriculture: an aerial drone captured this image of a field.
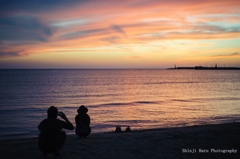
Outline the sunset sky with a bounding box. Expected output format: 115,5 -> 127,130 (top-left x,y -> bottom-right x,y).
0,0 -> 240,68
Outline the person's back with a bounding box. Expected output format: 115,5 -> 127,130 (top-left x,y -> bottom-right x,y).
38,106 -> 74,158
39,118 -> 67,135
75,105 -> 91,137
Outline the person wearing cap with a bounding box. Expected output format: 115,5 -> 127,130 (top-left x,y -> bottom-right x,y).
75,105 -> 91,137
38,106 -> 74,158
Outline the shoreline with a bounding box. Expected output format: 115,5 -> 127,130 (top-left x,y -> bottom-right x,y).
0,121 -> 237,141
1,122 -> 240,159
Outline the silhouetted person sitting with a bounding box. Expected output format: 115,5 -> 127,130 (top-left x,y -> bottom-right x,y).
38,106 -> 74,158
75,105 -> 91,137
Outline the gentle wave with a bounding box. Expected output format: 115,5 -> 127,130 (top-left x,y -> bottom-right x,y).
89,101 -> 161,108
171,97 -> 240,103
171,99 -> 193,102
145,81 -> 198,84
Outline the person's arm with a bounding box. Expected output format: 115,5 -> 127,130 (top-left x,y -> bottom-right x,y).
59,112 -> 74,130
86,115 -> 90,126
38,120 -> 43,130
75,115 -> 78,126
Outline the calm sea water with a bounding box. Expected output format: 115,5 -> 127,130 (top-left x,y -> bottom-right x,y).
0,69 -> 240,139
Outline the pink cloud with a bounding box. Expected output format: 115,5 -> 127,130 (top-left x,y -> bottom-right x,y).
1,0 -> 240,59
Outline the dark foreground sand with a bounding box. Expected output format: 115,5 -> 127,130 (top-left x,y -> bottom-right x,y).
0,122 -> 240,159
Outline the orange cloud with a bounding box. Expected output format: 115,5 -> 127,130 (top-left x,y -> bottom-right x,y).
210,52 -> 240,58
1,0 -> 240,68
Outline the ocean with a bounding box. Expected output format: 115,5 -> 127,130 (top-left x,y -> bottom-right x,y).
0,69 -> 240,139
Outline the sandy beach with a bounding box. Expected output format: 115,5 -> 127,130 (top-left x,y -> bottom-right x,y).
0,122 -> 239,159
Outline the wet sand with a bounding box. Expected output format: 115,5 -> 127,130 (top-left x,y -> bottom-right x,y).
0,122 -> 240,159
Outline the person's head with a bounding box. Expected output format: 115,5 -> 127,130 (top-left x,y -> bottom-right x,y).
77,105 -> 88,114
47,106 -> 58,119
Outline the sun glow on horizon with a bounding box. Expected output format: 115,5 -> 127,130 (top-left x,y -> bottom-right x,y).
0,0 -> 240,68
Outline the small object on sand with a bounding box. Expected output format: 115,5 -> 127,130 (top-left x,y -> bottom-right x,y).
126,126 -> 131,132
115,126 -> 122,132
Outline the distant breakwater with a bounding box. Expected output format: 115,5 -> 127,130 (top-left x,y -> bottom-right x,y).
168,66 -> 240,70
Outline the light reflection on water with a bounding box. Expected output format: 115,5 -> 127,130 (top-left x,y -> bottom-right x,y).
0,69 -> 240,139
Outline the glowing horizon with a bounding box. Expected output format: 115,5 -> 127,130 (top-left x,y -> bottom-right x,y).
0,0 -> 240,68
